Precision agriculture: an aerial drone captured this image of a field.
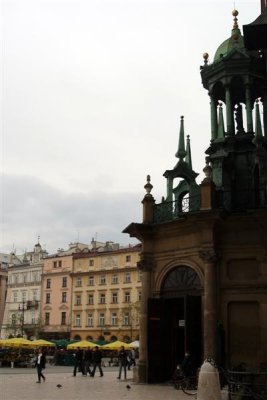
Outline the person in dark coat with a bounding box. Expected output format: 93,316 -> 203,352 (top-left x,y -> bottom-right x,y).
84,348 -> 93,376
117,346 -> 128,379
35,348 -> 46,383
90,346 -> 103,377
72,347 -> 84,376
180,351 -> 195,377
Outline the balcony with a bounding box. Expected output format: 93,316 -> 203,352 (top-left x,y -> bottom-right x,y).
153,195 -> 200,223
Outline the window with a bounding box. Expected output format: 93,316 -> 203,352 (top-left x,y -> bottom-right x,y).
76,277 -> 82,287
138,270 -> 142,282
13,292 -> 18,303
88,276 -> 94,286
62,292 -> 67,303
53,260 -> 62,268
111,274 -> 118,284
87,313 -> 93,327
124,312 -> 129,326
138,290 -> 142,302
45,312 -> 50,325
111,292 -> 118,303
46,279 -> 51,289
46,293 -> 51,304
124,272 -> 131,283
23,273 -> 27,283
22,291 -> 27,302
99,293 -> 106,304
87,294 -> 94,305
31,312 -> 36,324
99,313 -> 105,326
11,314 -> 16,325
61,312 -> 66,325
32,290 -> 38,301
124,291 -> 130,303
111,312 -> 118,326
62,277 -> 67,288
126,255 -> 131,262
99,275 -> 106,285
76,294 -> 81,305
75,314 -> 81,327
89,259 -> 94,266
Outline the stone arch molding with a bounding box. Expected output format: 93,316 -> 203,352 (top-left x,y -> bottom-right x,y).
155,259 -> 204,294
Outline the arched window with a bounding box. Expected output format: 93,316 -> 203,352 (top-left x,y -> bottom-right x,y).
161,266 -> 201,298
73,335 -> 81,341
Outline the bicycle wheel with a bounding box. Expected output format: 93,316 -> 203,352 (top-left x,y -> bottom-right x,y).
181,377 -> 198,396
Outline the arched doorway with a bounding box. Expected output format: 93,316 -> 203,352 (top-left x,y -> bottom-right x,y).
147,266 -> 202,382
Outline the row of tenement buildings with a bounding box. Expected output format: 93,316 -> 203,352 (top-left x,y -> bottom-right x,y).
0,240 -> 141,342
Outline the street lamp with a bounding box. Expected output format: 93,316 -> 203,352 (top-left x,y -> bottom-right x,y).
18,301 -> 27,337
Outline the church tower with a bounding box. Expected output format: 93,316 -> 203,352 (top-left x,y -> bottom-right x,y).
124,7 -> 267,384
201,10 -> 267,212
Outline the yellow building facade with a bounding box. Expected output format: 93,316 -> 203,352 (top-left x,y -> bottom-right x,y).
71,244 -> 141,342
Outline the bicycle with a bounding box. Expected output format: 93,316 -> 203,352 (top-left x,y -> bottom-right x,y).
173,368 -> 198,396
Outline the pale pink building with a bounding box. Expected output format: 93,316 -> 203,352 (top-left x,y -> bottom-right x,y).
40,243 -> 88,340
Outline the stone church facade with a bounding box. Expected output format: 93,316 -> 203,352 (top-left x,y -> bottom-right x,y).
124,7 -> 267,383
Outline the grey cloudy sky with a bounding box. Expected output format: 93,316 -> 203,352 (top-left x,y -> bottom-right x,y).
0,0 -> 260,254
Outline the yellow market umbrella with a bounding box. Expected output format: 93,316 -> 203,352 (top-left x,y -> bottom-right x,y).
2,337 -> 33,348
67,340 -> 96,350
31,339 -> 55,347
102,340 -> 133,350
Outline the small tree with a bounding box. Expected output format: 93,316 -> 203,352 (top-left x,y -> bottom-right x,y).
119,301 -> 140,341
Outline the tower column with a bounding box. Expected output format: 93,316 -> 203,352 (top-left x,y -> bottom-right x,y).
210,96 -> 218,140
166,177 -> 173,202
262,95 -> 267,137
245,85 -> 253,132
199,249 -> 217,360
225,85 -> 234,136
137,258 -> 153,383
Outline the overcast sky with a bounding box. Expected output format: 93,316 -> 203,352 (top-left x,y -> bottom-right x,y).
0,0 -> 261,255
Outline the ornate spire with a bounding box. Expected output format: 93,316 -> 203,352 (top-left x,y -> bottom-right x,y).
175,116 -> 186,161
185,135 -> 192,168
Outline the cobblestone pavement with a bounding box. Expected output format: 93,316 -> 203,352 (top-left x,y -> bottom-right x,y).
1,366 -> 191,400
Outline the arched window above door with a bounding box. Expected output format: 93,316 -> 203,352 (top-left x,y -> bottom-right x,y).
161,266 -> 201,298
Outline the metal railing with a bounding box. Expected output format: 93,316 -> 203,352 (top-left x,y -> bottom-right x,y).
152,189 -> 267,223
153,195 -> 201,223
227,370 -> 267,400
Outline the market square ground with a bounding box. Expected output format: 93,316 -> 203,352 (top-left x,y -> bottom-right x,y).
0,365 -> 191,400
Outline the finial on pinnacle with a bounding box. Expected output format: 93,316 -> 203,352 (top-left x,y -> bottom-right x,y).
203,157 -> 212,180
232,9 -> 239,29
203,52 -> 209,66
144,175 -> 153,195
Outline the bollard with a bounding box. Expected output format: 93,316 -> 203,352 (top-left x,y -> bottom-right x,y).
132,366 -> 139,383
197,359 -> 222,400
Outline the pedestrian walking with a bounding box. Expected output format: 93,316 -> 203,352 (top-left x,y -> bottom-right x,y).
35,348 -> 46,383
84,348 -> 93,376
128,348 -> 136,370
72,347 -> 84,376
90,346 -> 104,377
117,346 -> 128,379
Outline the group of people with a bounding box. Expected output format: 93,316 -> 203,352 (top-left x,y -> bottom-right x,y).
72,345 -> 136,380
73,346 -> 103,377
34,345 -> 137,383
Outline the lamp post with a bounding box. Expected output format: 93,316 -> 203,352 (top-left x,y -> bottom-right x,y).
18,300 -> 27,337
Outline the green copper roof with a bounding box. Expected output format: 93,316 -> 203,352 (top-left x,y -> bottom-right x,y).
214,10 -> 245,62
